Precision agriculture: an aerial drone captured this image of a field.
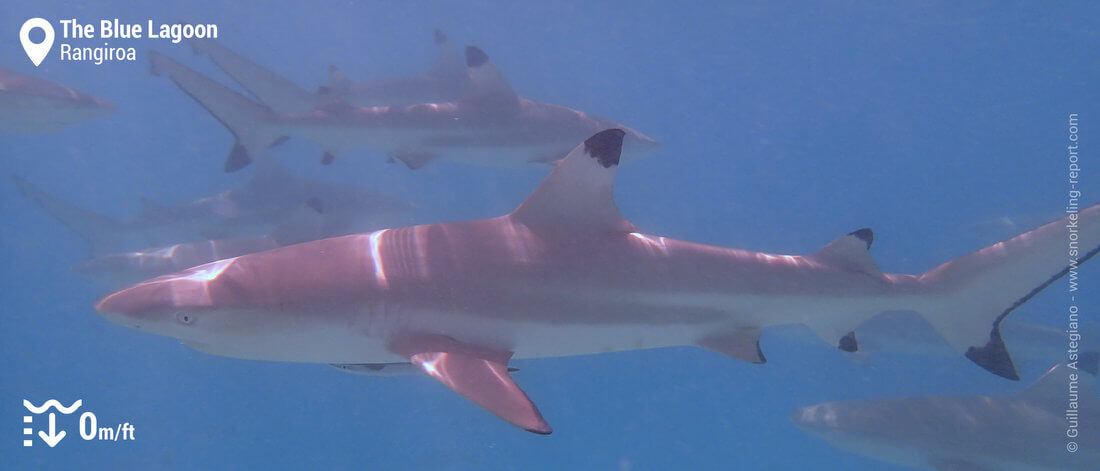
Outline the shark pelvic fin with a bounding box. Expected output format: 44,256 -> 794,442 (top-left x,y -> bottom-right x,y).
390,334 -> 551,434
811,229 -> 881,275
512,129 -> 635,233
697,328 -> 766,364
463,46 -> 518,109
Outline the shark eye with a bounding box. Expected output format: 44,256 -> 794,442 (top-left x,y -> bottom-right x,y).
175,312 -> 194,325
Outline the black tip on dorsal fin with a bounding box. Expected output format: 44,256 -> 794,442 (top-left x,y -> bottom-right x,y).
466,46 -> 489,67
965,326 -> 1019,380
225,143 -> 252,172
838,331 -> 858,352
583,129 -> 626,168
434,29 -> 447,45
848,228 -> 874,249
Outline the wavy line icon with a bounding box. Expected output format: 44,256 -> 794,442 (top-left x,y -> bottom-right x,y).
23,399 -> 82,414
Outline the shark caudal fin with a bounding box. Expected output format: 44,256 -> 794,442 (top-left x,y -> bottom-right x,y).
189,39 -> 317,114
149,51 -> 283,172
11,175 -> 129,256
918,203 -> 1100,380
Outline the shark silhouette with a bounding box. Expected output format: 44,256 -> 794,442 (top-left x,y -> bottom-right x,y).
793,364 -> 1098,470
149,46 -> 658,171
0,66 -> 115,133
13,161 -> 413,258
189,29 -> 469,113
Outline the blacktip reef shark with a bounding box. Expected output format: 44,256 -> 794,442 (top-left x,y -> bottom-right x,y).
12,161 -> 414,257
792,364 -> 1098,470
95,130 -> 1100,434
149,46 -> 658,171
189,29 -> 469,113
0,66 -> 115,133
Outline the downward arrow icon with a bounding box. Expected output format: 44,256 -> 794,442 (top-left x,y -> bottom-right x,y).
38,413 -> 66,447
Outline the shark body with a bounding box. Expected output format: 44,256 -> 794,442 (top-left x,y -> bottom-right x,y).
792,365 -> 1099,470
190,30 -> 469,113
96,130 -> 1100,433
13,161 -> 413,257
0,66 -> 115,133
150,46 -> 658,171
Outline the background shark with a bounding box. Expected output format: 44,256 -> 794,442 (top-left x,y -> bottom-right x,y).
13,160 -> 414,257
0,66 -> 115,133
95,130 -> 1100,434
190,29 -> 469,112
149,46 -> 658,171
792,364 -> 1099,470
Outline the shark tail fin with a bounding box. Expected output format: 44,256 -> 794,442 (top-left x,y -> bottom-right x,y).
918,203 -> 1100,380
149,51 -> 283,172
189,39 -> 317,113
12,175 -> 128,256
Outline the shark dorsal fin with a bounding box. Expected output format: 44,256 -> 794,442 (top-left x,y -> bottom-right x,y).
463,46 -> 518,109
427,29 -> 465,81
511,129 -> 635,234
1020,364 -> 1096,402
325,65 -> 350,91
811,228 -> 881,275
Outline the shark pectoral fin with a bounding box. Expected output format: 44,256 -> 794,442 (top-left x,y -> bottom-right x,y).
390,334 -> 551,434
811,228 -> 881,275
511,129 -> 636,234
389,151 -> 438,170
697,328 -> 766,364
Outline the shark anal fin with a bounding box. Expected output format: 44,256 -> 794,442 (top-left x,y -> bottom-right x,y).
390,334 -> 551,434
226,142 -> 252,172
697,328 -> 766,364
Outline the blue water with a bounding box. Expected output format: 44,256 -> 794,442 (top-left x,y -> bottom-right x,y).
2,1 -> 1098,469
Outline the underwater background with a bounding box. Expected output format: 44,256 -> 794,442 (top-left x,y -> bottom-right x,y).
2,1 -> 1098,469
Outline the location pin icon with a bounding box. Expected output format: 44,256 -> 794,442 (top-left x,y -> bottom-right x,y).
20,18 -> 55,67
